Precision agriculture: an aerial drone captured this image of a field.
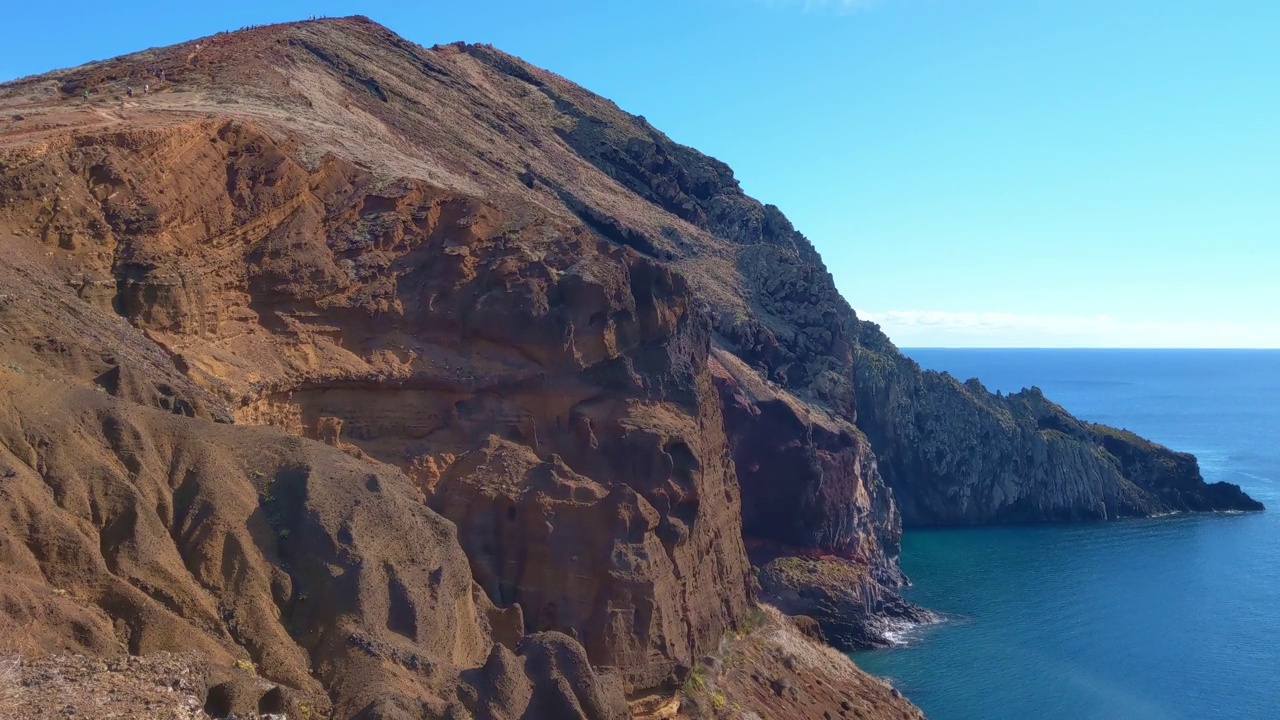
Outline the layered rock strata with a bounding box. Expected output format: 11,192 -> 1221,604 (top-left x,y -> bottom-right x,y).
0,15 -> 1260,720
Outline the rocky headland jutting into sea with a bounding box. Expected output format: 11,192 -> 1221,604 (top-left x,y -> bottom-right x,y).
0,17 -> 1260,719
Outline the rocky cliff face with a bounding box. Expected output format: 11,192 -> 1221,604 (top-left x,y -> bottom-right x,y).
507,39 -> 1259,642
0,16 -> 793,718
0,64 -> 752,690
520,45 -> 1262,526
0,15 -> 1259,720
851,330 -> 1264,525
709,348 -> 929,646
0,257 -> 633,719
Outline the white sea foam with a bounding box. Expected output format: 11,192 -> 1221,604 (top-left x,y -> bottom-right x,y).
881,622 -> 918,647
880,612 -> 946,647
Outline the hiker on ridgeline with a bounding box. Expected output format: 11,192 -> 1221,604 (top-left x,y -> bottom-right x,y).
143,84 -> 149,95
126,86 -> 133,98
82,89 -> 89,101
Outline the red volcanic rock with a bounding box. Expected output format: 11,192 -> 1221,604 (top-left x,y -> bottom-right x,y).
0,15 -> 761,718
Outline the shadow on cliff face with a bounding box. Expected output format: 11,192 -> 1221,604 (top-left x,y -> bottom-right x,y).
709,348 -> 930,650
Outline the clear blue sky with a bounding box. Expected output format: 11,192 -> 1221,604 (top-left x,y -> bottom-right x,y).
4,1 -> 1277,347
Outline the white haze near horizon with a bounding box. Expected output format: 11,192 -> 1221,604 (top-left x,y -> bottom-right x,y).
857,309 -> 1280,349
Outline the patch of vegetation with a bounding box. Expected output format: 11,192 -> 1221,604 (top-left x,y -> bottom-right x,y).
1093,446 -> 1122,469
1091,422 -> 1159,450
679,667 -> 724,720
367,172 -> 396,195
445,706 -> 473,720
763,555 -> 824,586
550,112 -> 576,133
296,145 -> 326,172
682,664 -> 708,694
259,473 -> 295,548
350,218 -> 371,242
737,605 -> 771,636
1037,428 -> 1071,443
760,554 -> 870,600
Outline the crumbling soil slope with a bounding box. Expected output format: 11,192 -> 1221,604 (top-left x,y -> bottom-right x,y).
0,652 -> 208,720
673,606 -> 922,720
0,365 -> 628,719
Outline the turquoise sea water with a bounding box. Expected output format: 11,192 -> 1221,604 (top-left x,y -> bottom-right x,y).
853,349 -> 1280,720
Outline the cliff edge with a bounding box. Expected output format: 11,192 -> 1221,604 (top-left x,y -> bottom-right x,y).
0,15 -> 1259,719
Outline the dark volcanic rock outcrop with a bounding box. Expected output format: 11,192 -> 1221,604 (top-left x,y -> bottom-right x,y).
753,554 -> 928,651
851,340 -> 1265,524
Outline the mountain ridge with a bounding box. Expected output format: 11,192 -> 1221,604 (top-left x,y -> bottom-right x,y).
0,15 -> 1259,720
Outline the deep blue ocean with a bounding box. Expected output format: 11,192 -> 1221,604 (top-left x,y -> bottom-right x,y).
853,349 -> 1280,720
